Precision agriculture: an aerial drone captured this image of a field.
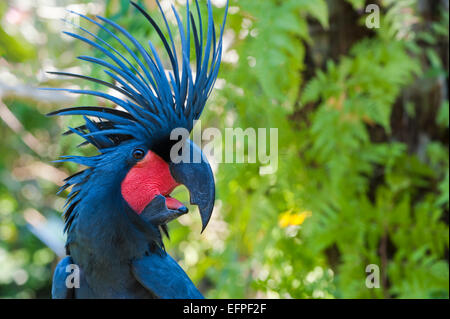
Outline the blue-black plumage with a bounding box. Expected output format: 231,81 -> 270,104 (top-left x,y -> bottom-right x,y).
47,0 -> 227,299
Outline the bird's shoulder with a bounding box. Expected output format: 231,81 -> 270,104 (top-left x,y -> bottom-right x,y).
52,256 -> 75,299
130,250 -> 204,299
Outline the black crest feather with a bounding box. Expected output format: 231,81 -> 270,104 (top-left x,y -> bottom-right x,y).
46,0 -> 227,232
46,0 -> 227,149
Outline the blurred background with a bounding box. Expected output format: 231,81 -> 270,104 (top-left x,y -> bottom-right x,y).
0,0 -> 448,299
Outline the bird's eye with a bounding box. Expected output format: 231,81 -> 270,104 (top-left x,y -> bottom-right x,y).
132,148 -> 146,160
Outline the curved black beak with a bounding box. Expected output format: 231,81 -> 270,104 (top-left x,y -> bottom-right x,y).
169,139 -> 215,232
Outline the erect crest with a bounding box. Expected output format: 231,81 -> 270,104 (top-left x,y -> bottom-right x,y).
46,0 -> 227,233
46,0 -> 228,150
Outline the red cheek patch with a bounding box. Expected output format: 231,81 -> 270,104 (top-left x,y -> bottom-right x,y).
121,151 -> 180,214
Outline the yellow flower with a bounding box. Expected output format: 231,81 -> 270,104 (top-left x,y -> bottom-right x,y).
279,210 -> 292,228
279,210 -> 312,228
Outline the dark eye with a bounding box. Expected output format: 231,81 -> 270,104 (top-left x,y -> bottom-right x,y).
132,148 -> 145,160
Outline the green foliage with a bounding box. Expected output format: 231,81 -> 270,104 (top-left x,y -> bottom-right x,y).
0,0 -> 448,299
0,3 -> 35,62
190,0 -> 448,299
0,98 -> 58,298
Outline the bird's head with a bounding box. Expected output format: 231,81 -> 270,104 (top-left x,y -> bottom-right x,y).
47,0 -> 227,234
